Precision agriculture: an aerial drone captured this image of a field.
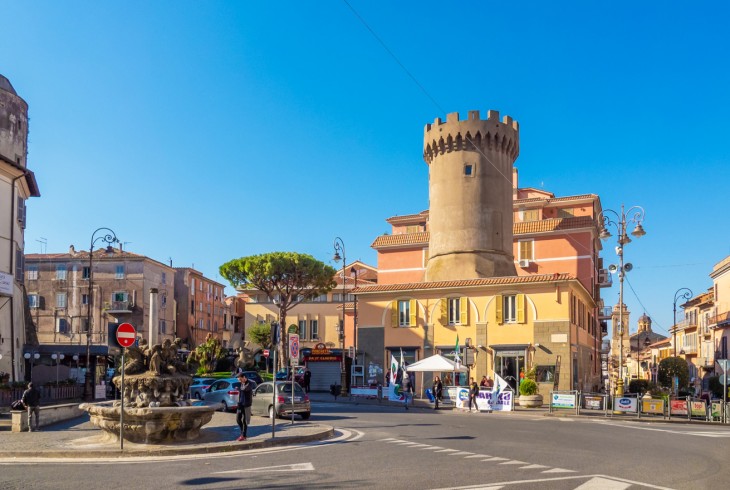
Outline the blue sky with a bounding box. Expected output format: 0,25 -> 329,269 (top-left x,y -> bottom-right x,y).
3,1 -> 729,337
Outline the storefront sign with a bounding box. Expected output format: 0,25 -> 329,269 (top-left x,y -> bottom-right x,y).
690,401 -> 707,417
551,393 -> 576,409
582,395 -> 604,411
670,399 -> 688,415
641,399 -> 665,415
613,397 -> 638,413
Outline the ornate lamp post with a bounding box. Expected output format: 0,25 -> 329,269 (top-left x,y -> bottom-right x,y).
23,352 -> 40,382
83,227 -> 118,402
350,266 -> 358,367
673,288 -> 693,357
51,353 -> 65,387
333,237 -> 347,389
600,205 -> 646,397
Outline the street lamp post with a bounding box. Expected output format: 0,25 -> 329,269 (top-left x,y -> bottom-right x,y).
51,353 -> 65,387
600,204 -> 646,397
23,352 -> 40,382
673,288 -> 693,357
333,237 -> 347,389
84,227 -> 119,402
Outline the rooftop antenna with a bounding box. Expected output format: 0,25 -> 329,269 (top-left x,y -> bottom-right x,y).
36,237 -> 47,254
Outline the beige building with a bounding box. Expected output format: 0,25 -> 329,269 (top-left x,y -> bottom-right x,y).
0,74 -> 40,382
24,246 -> 176,384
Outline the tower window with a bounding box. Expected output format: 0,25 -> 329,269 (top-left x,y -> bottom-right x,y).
464,164 -> 474,176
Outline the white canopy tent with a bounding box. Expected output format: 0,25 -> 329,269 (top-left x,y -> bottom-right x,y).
405,354 -> 468,373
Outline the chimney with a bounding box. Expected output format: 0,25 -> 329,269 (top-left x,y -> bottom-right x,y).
69,245 -> 75,255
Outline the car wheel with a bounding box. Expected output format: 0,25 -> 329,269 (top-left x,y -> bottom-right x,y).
221,401 -> 228,412
268,406 -> 276,419
300,412 -> 311,420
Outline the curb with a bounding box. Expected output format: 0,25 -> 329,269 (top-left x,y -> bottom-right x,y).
0,425 -> 335,459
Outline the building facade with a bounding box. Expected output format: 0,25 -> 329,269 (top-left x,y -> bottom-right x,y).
0,74 -> 40,382
24,246 -> 176,384
174,268 -> 227,348
356,110 -> 603,396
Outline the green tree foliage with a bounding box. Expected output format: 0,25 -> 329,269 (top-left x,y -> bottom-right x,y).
628,379 -> 650,394
657,356 -> 690,390
249,321 -> 273,349
189,333 -> 228,375
220,252 -> 336,369
708,376 -> 725,399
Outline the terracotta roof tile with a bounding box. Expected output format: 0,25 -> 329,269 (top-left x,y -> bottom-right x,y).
385,210 -> 429,224
353,273 -> 574,294
513,194 -> 598,205
371,216 -> 596,249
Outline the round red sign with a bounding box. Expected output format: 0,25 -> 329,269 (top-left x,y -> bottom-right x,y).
116,323 -> 136,348
263,349 -> 270,358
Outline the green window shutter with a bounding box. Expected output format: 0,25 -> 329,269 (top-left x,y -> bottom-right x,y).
409,299 -> 417,326
441,298 -> 448,325
460,297 -> 468,325
391,302 -> 398,328
517,294 -> 525,323
495,295 -> 503,324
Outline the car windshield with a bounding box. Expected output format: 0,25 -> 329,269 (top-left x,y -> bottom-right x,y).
277,383 -> 305,395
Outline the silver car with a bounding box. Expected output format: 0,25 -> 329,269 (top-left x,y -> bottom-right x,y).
202,377 -> 242,412
252,381 -> 311,420
189,377 -> 216,400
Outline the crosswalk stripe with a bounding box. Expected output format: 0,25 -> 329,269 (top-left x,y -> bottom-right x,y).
499,460 -> 527,465
465,454 -> 491,459
449,452 -> 474,456
482,457 -> 509,462
435,449 -> 459,453
542,468 -> 576,473
520,464 -> 549,470
420,446 -> 443,450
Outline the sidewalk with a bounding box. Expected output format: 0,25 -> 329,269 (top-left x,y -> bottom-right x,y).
0,409 -> 333,459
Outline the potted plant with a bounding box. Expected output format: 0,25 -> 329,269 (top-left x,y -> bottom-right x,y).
518,378 -> 543,408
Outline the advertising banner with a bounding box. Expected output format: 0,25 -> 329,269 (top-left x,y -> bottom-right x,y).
453,388 -> 513,411
670,399 -> 688,416
690,401 -> 707,417
641,399 -> 665,415
551,393 -> 576,409
711,402 -> 723,418
613,397 -> 638,413
582,395 -> 604,411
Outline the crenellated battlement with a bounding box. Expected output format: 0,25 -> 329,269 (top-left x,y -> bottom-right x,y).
423,110 -> 519,164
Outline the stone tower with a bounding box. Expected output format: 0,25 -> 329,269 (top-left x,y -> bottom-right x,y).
423,110 -> 519,281
637,313 -> 652,333
0,74 -> 29,167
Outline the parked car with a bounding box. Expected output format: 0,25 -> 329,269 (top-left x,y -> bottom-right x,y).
240,371 -> 264,385
201,378 -> 240,411
275,366 -> 305,383
252,381 -> 310,419
189,377 -> 216,400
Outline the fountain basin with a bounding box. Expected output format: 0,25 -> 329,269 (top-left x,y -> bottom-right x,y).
81,403 -> 216,444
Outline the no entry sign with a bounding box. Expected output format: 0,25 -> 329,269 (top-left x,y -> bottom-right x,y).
116,323 -> 136,348
263,349 -> 270,358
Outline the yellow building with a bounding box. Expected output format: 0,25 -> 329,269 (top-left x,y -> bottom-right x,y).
355,273 -> 600,397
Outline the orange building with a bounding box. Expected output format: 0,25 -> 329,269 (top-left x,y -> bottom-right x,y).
174,267 -> 227,348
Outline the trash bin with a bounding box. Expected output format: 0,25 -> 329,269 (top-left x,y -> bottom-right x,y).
330,384 -> 342,399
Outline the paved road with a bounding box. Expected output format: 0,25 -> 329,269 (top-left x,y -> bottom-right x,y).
2,401 -> 729,489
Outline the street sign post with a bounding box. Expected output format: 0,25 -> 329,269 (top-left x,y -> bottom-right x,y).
263,349 -> 270,358
289,334 -> 300,367
115,322 -> 136,451
116,323 -> 136,348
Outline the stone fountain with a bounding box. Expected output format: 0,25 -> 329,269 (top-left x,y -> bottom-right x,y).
80,336 -> 216,444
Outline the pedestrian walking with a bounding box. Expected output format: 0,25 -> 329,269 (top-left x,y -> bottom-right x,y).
303,368 -> 312,393
21,382 -> 41,432
468,378 -> 479,413
236,373 -> 254,441
401,370 -> 412,410
433,376 -> 443,410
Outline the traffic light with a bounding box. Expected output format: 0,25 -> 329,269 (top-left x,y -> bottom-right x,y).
270,322 -> 279,345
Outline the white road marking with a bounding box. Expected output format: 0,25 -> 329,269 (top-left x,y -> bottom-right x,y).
573,476 -> 630,489
435,474 -> 675,490
435,448 -> 460,453
465,454 -> 492,459
214,462 -> 314,474
421,446 -> 444,450
519,464 -> 548,470
449,451 -> 474,456
603,422 -> 730,438
482,457 -> 509,462
498,460 -> 527,465
542,468 -> 576,473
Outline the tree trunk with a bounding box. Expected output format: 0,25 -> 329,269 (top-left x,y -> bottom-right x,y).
279,306 -> 288,371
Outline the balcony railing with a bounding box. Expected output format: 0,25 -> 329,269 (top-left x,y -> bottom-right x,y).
105,301 -> 133,313
598,306 -> 612,320
711,310 -> 730,327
